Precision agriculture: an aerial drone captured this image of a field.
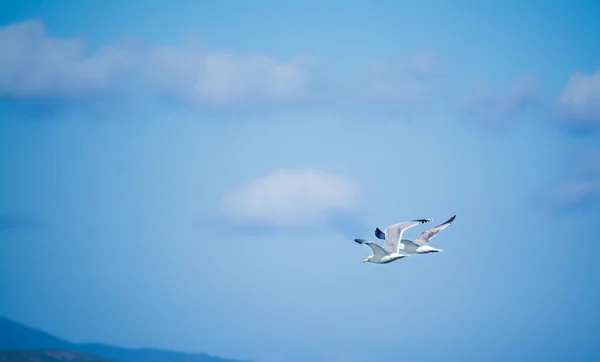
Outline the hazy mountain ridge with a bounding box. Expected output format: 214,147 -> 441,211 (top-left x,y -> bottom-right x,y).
0,350 -> 112,362
0,318 -> 247,362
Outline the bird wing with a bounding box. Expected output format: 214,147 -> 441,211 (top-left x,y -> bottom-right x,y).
413,215 -> 456,246
354,239 -> 389,259
382,219 -> 432,254
399,239 -> 420,253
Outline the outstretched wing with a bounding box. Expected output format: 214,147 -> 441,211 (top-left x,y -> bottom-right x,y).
382,219 -> 432,254
354,239 -> 389,259
413,215 -> 456,246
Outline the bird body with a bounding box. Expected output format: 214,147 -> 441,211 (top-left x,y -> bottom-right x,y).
353,239 -> 407,263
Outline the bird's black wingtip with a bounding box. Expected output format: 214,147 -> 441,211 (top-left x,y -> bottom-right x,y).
412,218 -> 432,224
431,215 -> 456,228
374,228 -> 385,240
354,238 -> 366,244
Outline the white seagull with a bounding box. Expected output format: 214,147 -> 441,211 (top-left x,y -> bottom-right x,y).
374,215 -> 456,254
354,218 -> 432,264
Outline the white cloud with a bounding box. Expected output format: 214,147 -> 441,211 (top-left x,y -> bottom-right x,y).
462,73 -> 537,125
0,20 -> 130,98
194,52 -> 310,105
144,42 -> 312,106
0,20 -> 312,105
219,169 -> 360,229
556,69 -> 600,130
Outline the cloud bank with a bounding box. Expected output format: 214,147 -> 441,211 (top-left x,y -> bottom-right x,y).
0,20 -> 313,106
0,20 -> 441,111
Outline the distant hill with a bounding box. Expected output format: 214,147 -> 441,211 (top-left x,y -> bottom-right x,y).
0,318 -> 71,350
0,318 -> 247,362
0,350 -> 112,362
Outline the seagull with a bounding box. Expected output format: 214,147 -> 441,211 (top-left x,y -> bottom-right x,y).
354,219 -> 432,264
374,215 -> 456,254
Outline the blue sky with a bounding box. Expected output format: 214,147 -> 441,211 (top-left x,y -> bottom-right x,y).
1,1 -> 600,362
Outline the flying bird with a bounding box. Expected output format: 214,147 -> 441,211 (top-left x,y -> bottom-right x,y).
354,219 -> 432,264
374,215 -> 456,254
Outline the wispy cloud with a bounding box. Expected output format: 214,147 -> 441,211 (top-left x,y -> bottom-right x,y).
219,169 -> 361,233
360,62 -> 425,105
0,212 -> 42,230
407,50 -> 441,79
555,69 -> 600,133
551,179 -> 600,210
576,147 -> 600,175
549,147 -> 600,212
461,73 -> 538,127
349,51 -> 444,113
